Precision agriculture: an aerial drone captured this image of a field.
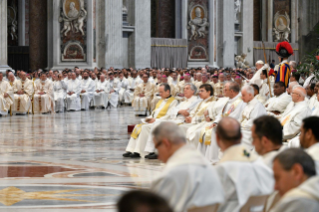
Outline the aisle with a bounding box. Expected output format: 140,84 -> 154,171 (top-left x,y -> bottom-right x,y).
0,107 -> 163,211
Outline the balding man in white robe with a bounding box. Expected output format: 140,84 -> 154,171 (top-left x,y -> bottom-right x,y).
80,71 -> 95,110
240,85 -> 267,149
249,60 -> 266,87
265,81 -> 291,115
280,86 -> 311,141
53,73 -> 68,113
151,122 -> 225,212
215,117 -> 274,212
108,73 -> 121,108
124,71 -> 142,104
33,74 -> 54,114
0,72 -> 14,116
123,84 -> 178,158
12,72 -> 34,114
66,72 -> 82,111
92,74 -> 109,108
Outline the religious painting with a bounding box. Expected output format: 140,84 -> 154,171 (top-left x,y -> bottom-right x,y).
273,11 -> 291,42
188,0 -> 209,62
189,46 -> 208,60
59,0 -> 87,62
7,0 -> 18,46
62,42 -> 86,62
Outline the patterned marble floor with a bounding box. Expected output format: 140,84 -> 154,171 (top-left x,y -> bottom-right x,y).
0,107 -> 163,212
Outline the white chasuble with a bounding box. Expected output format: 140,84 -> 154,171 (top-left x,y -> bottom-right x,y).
13,79 -> 34,114
66,79 -> 81,111
33,80 -> 54,114
0,80 -> 14,115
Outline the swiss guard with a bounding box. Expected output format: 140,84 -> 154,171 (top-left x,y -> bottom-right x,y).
269,41 -> 293,88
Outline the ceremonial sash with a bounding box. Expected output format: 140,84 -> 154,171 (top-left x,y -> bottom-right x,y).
153,96 -> 175,119
193,96 -> 215,117
131,96 -> 175,139
199,125 -> 213,145
281,115 -> 291,126
222,97 -> 242,117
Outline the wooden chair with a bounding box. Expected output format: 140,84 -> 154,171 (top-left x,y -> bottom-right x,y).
188,204 -> 219,212
240,195 -> 269,212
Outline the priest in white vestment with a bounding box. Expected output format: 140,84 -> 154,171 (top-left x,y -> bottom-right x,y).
92,74 -> 109,108
12,72 -> 34,114
215,117 -> 274,212
124,71 -> 142,104
259,68 -> 271,100
299,117 -> 319,175
53,74 -> 68,112
108,73 -> 121,108
80,71 -> 95,110
123,84 -> 178,158
0,72 -> 14,116
265,81 -> 291,115
66,72 -> 82,111
132,74 -> 155,115
280,86 -> 311,140
240,85 -> 267,149
176,74 -> 192,101
118,72 -> 128,104
251,116 -> 287,168
33,73 -> 54,114
270,149 -> 317,212
306,83 -> 317,110
204,82 -> 246,163
150,122 -> 225,212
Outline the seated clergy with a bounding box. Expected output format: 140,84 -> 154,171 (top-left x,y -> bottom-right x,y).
12,72 -> 34,114
132,73 -> 155,115
280,86 -> 311,140
150,76 -> 164,111
179,84 -> 216,147
118,72 -> 128,104
251,116 -> 286,168
0,72 -> 14,116
66,72 -> 82,111
215,117 -> 274,212
176,74 -> 192,101
270,149 -> 317,212
214,73 -> 226,98
108,73 -> 121,108
202,82 -> 246,163
252,84 -> 267,104
306,83 -> 317,110
259,68 -> 271,101
299,117 -> 319,175
80,71 -> 95,110
33,73 -> 54,114
265,82 -> 291,115
123,83 -> 178,158
150,122 -> 224,212
92,74 -> 109,108
53,73 -> 68,113
240,85 -> 267,149
124,71 -> 142,104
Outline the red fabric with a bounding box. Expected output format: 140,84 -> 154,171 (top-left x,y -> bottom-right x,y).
269,69 -> 275,76
316,56 -> 319,60
276,41 -> 294,55
128,125 -> 135,133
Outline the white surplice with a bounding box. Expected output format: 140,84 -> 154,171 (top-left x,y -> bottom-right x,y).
308,94 -> 317,110
151,145 -> 225,212
259,81 -> 270,101
108,79 -> 121,108
125,97 -> 178,156
124,77 -> 142,104
280,101 -> 311,140
66,79 -> 82,111
92,80 -> 109,108
306,143 -> 319,175
118,78 -> 128,103
33,80 -> 54,114
12,79 -> 34,114
240,98 -> 267,149
80,78 -> 95,110
53,80 -> 67,112
261,145 -> 287,169
271,176 -> 319,212
0,80 -> 14,115
265,92 -> 291,114
216,144 -> 274,212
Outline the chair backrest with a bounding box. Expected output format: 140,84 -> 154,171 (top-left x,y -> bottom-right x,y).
188,204 -> 219,212
240,195 -> 269,212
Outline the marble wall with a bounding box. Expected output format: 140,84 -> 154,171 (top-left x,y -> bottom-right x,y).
29,0 -> 47,70
0,0 -> 9,72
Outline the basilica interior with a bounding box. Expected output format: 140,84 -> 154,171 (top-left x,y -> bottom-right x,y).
0,0 -> 319,212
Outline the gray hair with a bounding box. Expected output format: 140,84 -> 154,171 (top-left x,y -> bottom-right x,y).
292,85 -> 306,98
274,149 -> 316,177
152,122 -> 186,144
226,81 -> 240,93
185,83 -> 197,94
289,61 -> 297,69
242,85 -> 255,96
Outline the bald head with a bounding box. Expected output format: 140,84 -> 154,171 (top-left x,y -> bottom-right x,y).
216,117 -> 242,151
287,81 -> 299,95
152,122 -> 186,145
292,86 -> 306,102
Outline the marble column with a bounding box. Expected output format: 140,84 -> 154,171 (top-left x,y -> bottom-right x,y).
29,0 -> 47,70
208,0 -> 216,67
104,0 -> 123,68
18,0 -> 26,46
222,0 -> 235,67
242,0 -> 253,65
175,0 -> 181,38
261,0 -> 267,41
0,0 -> 10,72
291,0 -> 296,43
267,0 -> 273,42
